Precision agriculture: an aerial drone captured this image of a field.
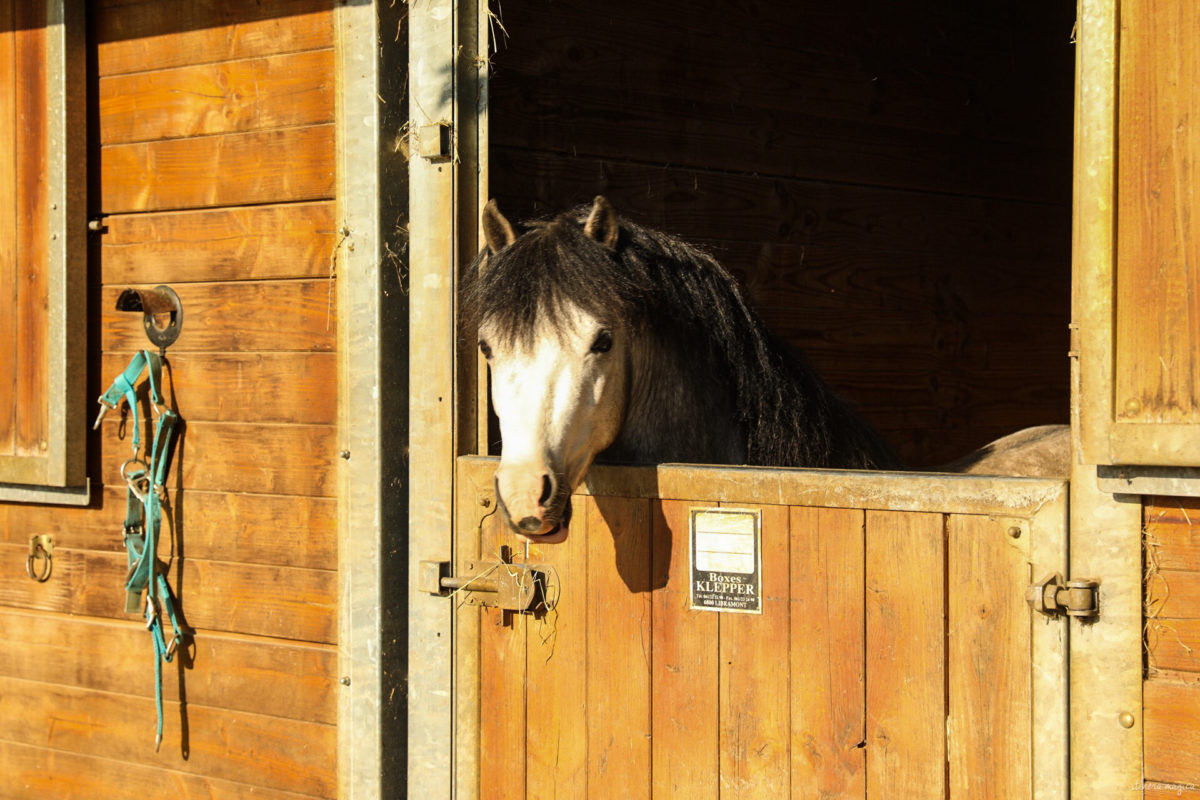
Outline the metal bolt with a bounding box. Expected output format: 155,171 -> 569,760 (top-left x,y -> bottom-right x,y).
341,676 -> 352,686
480,496 -> 491,508
340,450 -> 351,460
1125,398 -> 1143,416
1118,711 -> 1135,729
1007,526 -> 1022,539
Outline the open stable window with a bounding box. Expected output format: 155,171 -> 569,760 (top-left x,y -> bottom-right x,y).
0,0 -> 86,502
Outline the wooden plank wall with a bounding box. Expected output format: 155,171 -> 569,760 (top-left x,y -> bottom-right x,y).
1145,496 -> 1200,797
0,1 -> 339,796
462,465 -> 1039,798
486,0 -> 1075,468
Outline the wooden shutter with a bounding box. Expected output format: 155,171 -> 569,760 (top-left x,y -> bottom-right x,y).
1077,0 -> 1200,468
0,0 -> 86,498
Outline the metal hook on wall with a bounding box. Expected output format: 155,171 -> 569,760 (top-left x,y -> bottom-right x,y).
115,285 -> 184,354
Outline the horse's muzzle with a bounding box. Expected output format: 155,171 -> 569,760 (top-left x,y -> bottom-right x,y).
494,469 -> 571,540
517,515 -> 545,534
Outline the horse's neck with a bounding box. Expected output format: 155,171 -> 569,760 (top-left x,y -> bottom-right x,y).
601,333 -> 745,465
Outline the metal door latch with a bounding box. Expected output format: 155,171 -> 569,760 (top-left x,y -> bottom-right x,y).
1026,572 -> 1099,620
419,554 -> 554,613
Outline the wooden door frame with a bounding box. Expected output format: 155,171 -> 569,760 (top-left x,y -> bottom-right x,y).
406,0 -> 490,798
334,1 -> 421,796
1070,0 -> 1146,793
334,2 -> 384,797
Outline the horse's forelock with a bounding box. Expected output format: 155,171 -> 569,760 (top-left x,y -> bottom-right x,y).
466,211 -> 639,348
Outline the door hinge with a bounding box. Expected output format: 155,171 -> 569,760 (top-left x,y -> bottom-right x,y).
1026,572 -> 1100,620
419,550 -> 555,614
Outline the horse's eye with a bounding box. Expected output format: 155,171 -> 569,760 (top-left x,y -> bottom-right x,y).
478,340 -> 492,360
590,329 -> 613,355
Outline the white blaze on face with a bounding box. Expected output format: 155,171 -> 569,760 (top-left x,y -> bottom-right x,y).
482,302 -> 627,538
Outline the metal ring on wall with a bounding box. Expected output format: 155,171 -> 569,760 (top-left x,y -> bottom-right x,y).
26,542 -> 52,583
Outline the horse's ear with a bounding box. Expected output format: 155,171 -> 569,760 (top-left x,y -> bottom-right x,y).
482,199 -> 517,253
583,195 -> 620,250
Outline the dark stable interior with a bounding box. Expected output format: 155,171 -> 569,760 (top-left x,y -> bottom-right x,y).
485,0 -> 1075,469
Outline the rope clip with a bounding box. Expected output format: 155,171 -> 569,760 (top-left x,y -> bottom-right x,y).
92,397 -> 117,430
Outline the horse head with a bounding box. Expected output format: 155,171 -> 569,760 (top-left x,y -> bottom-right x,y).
472,196 -> 630,542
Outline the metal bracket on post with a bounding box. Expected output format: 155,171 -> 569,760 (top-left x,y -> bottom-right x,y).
418,122 -> 453,162
1027,572 -> 1100,620
419,552 -> 555,613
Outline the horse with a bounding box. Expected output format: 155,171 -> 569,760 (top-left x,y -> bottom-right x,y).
464,195 -> 921,541
466,197 -> 1072,539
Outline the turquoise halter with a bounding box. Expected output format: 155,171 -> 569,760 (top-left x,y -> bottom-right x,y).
96,349 -> 183,751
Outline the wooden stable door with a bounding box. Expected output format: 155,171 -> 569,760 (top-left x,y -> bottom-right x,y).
454,458 -> 1070,799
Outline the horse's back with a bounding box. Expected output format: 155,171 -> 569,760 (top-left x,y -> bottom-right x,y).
938,424 -> 1070,479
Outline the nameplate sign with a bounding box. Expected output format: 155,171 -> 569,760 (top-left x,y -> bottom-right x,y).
689,507 -> 762,614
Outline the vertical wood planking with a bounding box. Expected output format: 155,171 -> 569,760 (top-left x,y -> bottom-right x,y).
865,510 -> 946,799
14,1 -> 46,456
1116,0 -> 1200,425
651,499 -> 719,798
586,495 -> 653,798
525,494 -> 589,797
718,504 -> 790,798
0,0 -> 15,454
947,515 -> 1031,799
474,484 -> 527,800
790,506 -> 866,798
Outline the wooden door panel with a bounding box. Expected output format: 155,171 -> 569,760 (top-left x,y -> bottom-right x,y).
585,496 -> 653,798
789,506 -> 866,797
864,510 -> 946,798
650,498 -> 720,798
524,494 -> 589,799
463,458 -> 1068,799
947,514 -> 1032,798
718,503 -> 791,796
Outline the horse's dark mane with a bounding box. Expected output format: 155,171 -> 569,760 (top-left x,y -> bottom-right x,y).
463,204 -> 899,470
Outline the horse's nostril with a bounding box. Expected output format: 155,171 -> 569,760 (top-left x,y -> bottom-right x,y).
518,516 -> 543,534
538,474 -> 554,507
